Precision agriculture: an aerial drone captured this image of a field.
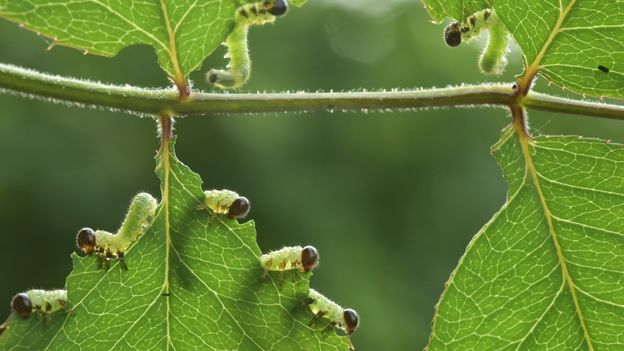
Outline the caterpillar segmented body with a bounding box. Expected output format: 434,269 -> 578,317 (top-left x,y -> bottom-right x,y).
444,9 -> 509,75
207,0 -> 289,89
204,189 -> 251,219
11,289 -> 69,320
76,192 -> 158,270
307,288 -> 359,335
261,245 -> 319,272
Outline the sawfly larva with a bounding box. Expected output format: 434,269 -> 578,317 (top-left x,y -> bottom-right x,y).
307,288 -> 359,335
207,0 -> 289,89
11,289 -> 69,320
444,9 -> 509,75
204,189 -> 251,219
261,245 -> 319,272
76,192 -> 158,270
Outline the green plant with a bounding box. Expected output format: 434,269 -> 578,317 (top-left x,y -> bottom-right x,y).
0,0 -> 622,350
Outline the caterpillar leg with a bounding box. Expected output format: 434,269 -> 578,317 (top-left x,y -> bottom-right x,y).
307,312 -> 319,327
307,310 -> 328,327
43,312 -> 51,325
43,303 -> 54,325
32,306 -> 52,325
59,299 -> 74,315
117,251 -> 128,271
322,321 -> 338,335
103,251 -> 113,271
33,306 -> 42,322
305,294 -> 325,326
96,254 -> 104,270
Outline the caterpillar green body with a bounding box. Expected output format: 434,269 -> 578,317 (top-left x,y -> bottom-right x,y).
11,289 -> 69,320
307,288 -> 359,335
76,192 -> 158,270
260,245 -> 319,272
204,189 -> 251,219
207,0 -> 289,89
444,9 -> 509,75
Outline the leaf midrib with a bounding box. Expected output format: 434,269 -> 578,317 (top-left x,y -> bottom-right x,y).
161,135 -> 173,351
157,0 -> 185,84
520,0 -> 577,90
517,129 -> 595,351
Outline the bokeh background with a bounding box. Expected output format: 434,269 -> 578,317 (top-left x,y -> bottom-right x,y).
0,1 -> 622,349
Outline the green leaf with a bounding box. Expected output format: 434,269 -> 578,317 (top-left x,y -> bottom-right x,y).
427,127 -> 624,350
0,0 -> 252,81
423,0 -> 624,99
0,138 -> 352,350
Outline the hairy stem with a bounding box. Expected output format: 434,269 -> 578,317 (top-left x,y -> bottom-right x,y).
0,63 -> 622,119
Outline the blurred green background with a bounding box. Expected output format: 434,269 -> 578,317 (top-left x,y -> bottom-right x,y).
0,1 -> 622,349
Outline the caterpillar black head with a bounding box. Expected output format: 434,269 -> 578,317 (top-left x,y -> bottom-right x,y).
76,227 -> 97,255
444,21 -> 462,47
11,293 -> 33,319
228,196 -> 251,219
207,72 -> 218,84
267,0 -> 288,16
301,245 -> 319,272
343,308 -> 360,335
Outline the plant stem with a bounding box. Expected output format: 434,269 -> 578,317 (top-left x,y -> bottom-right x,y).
522,92 -> 624,120
0,63 -> 622,119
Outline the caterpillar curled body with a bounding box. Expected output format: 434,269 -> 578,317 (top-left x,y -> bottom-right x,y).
260,245 -> 319,272
76,192 -> 158,270
11,289 -> 69,320
444,9 -> 509,75
207,0 -> 289,89
307,288 -> 359,335
204,189 -> 251,219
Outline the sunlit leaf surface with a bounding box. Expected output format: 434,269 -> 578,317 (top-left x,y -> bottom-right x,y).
0,140 -> 351,350
0,0 -> 252,79
428,127 -> 624,350
423,0 -> 624,98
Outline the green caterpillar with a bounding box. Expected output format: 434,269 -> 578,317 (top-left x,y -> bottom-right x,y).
11,289 -> 69,320
76,192 -> 158,270
260,245 -> 319,272
207,0 -> 289,89
204,189 -> 251,219
444,9 -> 509,75
307,288 -> 360,336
